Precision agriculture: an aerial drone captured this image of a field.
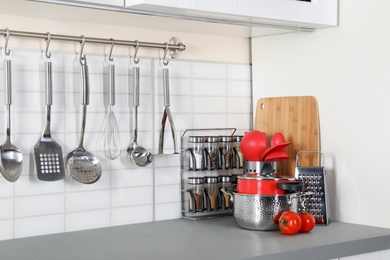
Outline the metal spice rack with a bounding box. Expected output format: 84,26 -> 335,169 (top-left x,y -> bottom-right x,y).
180,128 -> 239,219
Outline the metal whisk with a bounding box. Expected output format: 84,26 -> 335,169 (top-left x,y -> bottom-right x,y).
97,55 -> 123,160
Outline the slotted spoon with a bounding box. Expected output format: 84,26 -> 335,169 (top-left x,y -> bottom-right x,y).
65,56 -> 102,184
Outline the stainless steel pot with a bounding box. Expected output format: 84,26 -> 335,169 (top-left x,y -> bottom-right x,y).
222,189 -> 303,231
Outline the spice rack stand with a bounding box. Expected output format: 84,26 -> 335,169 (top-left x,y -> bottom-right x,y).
180,128 -> 240,219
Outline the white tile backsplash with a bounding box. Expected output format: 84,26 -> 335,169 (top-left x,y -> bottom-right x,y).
15,194 -> 64,218
111,187 -> 153,208
66,209 -> 110,232
0,180 -> 14,198
111,205 -> 153,226
15,214 -> 65,238
155,184 -> 180,204
0,48 -> 251,241
0,198 -> 13,219
0,220 -> 14,240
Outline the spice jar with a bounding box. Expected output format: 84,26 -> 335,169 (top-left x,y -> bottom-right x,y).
204,136 -> 219,171
187,177 -> 204,212
219,175 -> 232,209
204,176 -> 219,211
188,136 -> 205,171
219,136 -> 233,170
232,135 -> 244,171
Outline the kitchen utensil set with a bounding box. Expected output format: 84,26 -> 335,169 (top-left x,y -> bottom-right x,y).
240,130 -> 291,162
1,51 -> 173,184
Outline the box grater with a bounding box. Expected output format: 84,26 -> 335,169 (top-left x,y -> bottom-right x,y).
295,151 -> 330,225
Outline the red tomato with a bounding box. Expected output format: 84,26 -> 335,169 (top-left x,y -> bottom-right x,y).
299,212 -> 316,233
279,211 -> 302,235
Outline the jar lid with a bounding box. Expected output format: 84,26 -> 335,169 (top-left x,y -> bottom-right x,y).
233,135 -> 243,142
204,176 -> 219,183
188,177 -> 204,184
204,136 -> 219,143
219,136 -> 233,142
189,136 -> 205,143
219,175 -> 231,183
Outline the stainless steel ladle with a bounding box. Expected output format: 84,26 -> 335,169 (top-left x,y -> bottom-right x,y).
127,61 -> 153,167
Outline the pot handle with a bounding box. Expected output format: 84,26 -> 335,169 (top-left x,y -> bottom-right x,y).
276,181 -> 305,193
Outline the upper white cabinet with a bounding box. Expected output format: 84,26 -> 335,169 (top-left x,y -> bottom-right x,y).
62,0 -> 124,6
124,0 -> 338,30
27,0 -> 337,36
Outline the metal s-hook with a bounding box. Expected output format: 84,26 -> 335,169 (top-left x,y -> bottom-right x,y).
162,42 -> 169,66
133,40 -> 140,64
45,32 -> 52,59
79,35 -> 86,63
108,38 -> 114,62
4,28 -> 11,56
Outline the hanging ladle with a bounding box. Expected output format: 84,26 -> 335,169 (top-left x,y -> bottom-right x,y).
127,44 -> 153,167
0,32 -> 23,182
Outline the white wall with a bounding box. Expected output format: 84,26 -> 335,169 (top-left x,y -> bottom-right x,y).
252,0 -> 390,229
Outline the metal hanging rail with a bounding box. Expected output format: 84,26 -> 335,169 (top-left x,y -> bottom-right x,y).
0,28 -> 186,55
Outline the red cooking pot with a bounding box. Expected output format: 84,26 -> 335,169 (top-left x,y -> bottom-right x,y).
237,161 -> 304,195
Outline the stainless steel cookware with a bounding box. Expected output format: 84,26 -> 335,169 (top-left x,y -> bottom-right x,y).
223,189 -> 303,231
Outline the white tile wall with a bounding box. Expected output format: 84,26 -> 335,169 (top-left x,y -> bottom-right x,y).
0,48 -> 252,241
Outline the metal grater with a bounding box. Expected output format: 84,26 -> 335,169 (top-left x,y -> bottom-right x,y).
295,151 -> 330,225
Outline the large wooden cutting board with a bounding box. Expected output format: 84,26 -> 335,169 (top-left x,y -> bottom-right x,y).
254,96 -> 320,178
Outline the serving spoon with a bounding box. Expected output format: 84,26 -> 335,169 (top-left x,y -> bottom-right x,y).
0,58 -> 23,182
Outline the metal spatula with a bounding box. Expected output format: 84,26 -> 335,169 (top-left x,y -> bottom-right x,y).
34,60 -> 65,181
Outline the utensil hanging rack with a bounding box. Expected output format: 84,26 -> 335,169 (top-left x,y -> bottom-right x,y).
0,28 -> 186,58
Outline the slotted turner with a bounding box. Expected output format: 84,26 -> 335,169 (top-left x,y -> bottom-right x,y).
34,60 -> 65,181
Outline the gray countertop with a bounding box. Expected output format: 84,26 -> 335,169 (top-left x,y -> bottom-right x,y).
1,217 -> 390,260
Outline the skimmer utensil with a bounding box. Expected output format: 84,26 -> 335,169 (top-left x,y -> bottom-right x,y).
65,56 -> 102,184
34,60 -> 65,181
0,58 -> 23,182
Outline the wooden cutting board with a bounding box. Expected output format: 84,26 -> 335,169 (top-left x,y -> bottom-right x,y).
254,96 -> 320,178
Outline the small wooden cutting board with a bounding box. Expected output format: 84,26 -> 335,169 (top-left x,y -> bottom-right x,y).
254,96 -> 320,178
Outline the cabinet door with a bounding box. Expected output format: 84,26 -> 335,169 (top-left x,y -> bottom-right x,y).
125,0 -> 338,28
